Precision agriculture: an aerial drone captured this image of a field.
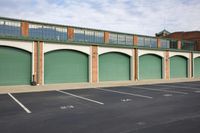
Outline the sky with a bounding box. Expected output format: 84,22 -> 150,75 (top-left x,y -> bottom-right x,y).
0,0 -> 199,36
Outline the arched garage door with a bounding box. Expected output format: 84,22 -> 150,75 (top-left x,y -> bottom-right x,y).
44,50 -> 88,84
170,56 -> 188,78
0,46 -> 31,85
139,54 -> 162,80
194,57 -> 200,78
99,52 -> 130,81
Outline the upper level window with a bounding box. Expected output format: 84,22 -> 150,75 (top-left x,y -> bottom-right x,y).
109,33 -> 133,45
138,36 -> 145,46
160,39 -> 170,48
138,36 -> 157,48
0,19 -> 21,37
170,40 -> 178,49
74,28 -> 104,43
29,24 -> 67,41
181,41 -> 195,51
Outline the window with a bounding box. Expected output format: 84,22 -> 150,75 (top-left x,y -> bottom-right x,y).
150,38 -> 157,48
170,40 -> 178,49
181,41 -> 195,51
0,19 -> 21,37
109,33 -> 118,44
109,33 -> 133,45
138,36 -> 145,46
74,28 -> 104,43
118,34 -> 126,45
160,39 -> 170,48
125,35 -> 133,45
29,24 -> 67,41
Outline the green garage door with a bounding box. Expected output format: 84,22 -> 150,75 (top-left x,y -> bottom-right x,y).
0,46 -> 31,85
139,54 -> 162,80
194,57 -> 200,78
99,52 -> 130,81
170,56 -> 188,78
44,50 -> 88,84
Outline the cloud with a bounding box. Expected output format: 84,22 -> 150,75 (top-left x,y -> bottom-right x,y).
0,0 -> 199,36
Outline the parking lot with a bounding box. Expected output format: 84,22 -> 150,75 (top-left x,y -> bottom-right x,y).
0,81 -> 200,133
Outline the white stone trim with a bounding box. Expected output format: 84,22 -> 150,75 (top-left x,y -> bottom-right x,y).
44,43 -> 90,55
138,49 -> 164,58
0,40 -> 33,52
169,51 -> 189,58
98,47 -> 132,56
193,53 -> 200,59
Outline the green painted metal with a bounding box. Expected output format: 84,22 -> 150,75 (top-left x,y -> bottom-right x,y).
99,52 -> 130,81
44,50 -> 88,84
0,46 -> 31,85
170,56 -> 188,78
139,54 -> 162,80
194,57 -> 200,78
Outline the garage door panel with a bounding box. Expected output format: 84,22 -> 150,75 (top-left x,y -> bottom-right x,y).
99,52 -> 130,81
139,54 -> 162,80
44,50 -> 88,84
0,46 -> 31,85
170,56 -> 187,78
194,57 -> 200,78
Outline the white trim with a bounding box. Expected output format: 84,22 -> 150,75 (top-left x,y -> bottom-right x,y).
138,49 -> 164,58
193,53 -> 200,59
89,46 -> 92,83
0,40 -> 32,52
98,47 -> 132,56
41,42 -> 44,85
44,43 -> 90,55
169,51 -> 189,58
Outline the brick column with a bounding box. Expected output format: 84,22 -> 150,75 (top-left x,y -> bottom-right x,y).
134,49 -> 138,80
104,32 -> 109,44
178,40 -> 182,49
133,35 -> 138,46
157,38 -> 161,48
189,52 -> 193,78
33,42 -> 38,83
165,51 -> 170,80
92,46 -> 98,83
21,22 -> 29,36
38,42 -> 44,85
67,27 -> 74,41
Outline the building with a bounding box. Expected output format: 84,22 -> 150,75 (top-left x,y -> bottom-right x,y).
0,16 -> 200,86
164,31 -> 200,50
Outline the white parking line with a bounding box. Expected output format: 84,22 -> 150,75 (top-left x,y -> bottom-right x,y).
131,86 -> 188,95
8,93 -> 31,114
155,84 -> 200,91
96,88 -> 153,99
57,90 -> 104,105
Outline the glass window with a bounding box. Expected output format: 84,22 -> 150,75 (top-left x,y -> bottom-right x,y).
144,38 -> 151,47
85,30 -> 95,43
74,28 -> 85,42
182,41 -> 195,51
109,33 -> 118,44
0,19 -> 21,37
29,24 -> 67,41
125,35 -> 133,45
170,40 -> 178,49
150,38 -> 157,48
138,36 -> 145,46
118,34 -> 126,45
94,31 -> 104,43
160,39 -> 170,48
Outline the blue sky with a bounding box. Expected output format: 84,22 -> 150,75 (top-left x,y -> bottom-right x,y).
0,0 -> 199,36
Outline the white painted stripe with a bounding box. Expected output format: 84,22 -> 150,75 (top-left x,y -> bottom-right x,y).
155,84 -> 200,90
57,90 -> 104,105
131,86 -> 188,95
96,88 -> 153,99
8,93 -> 31,114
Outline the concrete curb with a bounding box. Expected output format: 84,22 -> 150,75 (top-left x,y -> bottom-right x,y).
0,78 -> 199,94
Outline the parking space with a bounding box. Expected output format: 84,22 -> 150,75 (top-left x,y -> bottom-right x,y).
0,81 -> 200,133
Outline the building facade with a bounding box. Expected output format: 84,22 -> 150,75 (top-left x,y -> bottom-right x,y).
0,17 -> 200,86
